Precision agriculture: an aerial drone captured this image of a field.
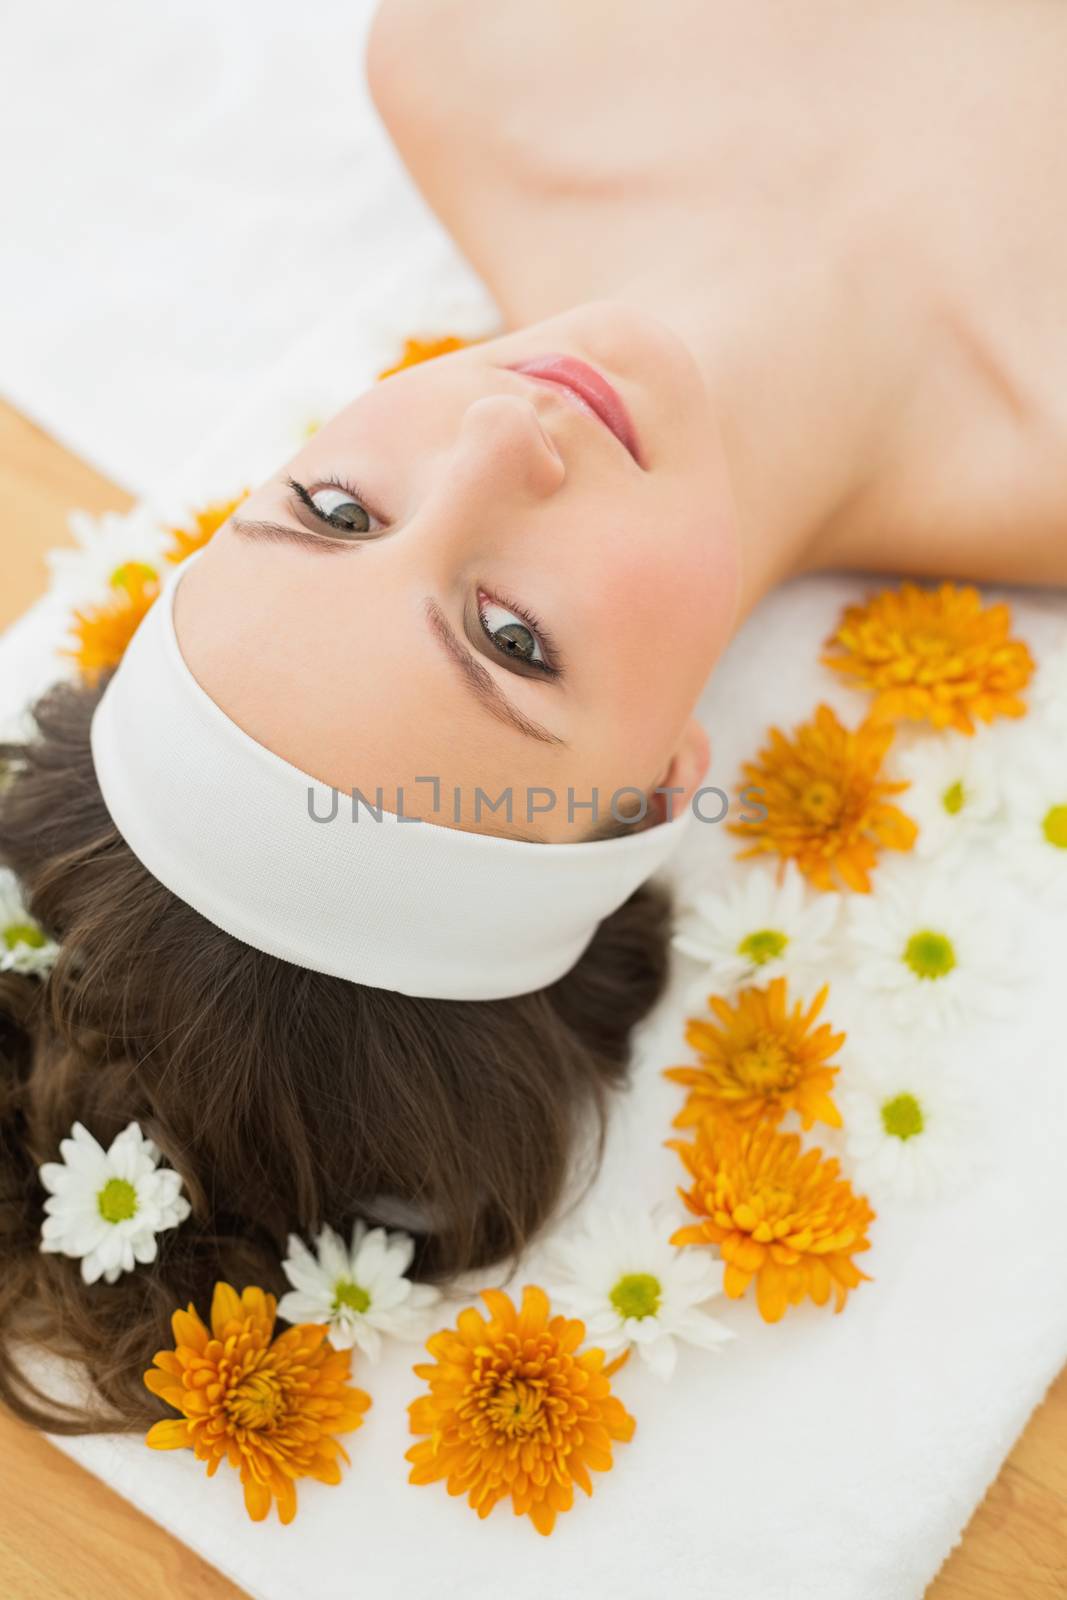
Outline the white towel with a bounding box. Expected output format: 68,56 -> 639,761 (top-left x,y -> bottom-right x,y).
5,534 -> 1067,1600
3,5 -> 1067,1594
0,0 -> 486,500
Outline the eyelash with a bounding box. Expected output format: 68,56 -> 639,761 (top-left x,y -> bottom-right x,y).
286,474 -> 561,678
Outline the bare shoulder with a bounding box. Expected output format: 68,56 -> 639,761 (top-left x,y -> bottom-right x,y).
364,0 -> 431,140
364,0 -> 738,209
363,0 -> 575,273
364,0 -> 500,156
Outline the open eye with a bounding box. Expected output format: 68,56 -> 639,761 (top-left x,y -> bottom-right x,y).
477,593 -> 549,669
286,476 -> 383,535
310,487 -> 371,531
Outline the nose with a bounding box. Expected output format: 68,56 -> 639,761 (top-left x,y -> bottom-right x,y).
455,393 -> 566,500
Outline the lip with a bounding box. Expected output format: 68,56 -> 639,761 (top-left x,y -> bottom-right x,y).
504,355 -> 643,466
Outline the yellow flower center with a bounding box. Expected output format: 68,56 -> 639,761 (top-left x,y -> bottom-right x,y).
881,1092 -> 925,1140
1042,804 -> 1067,849
799,779 -> 841,825
733,1030 -> 798,1090
109,560 -> 158,592
903,929 -> 956,980
485,1377 -> 546,1439
941,780 -> 966,815
3,919 -> 45,951
609,1272 -> 662,1320
905,628 -> 952,661
96,1177 -> 138,1224
745,1181 -> 797,1223
333,1279 -> 371,1315
737,928 -> 789,966
227,1370 -> 286,1431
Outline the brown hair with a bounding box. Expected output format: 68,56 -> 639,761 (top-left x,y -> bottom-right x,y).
0,675 -> 671,1435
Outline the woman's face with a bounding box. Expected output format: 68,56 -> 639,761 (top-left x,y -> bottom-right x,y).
174,299 -> 741,841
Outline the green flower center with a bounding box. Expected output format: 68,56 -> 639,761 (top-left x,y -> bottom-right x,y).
97,1177 -> 138,1224
903,929 -> 956,980
3,920 -> 46,951
333,1279 -> 371,1315
108,560 -> 158,591
737,927 -> 789,966
1041,804 -> 1067,850
941,779 -> 966,816
881,1092 -> 925,1140
609,1271 -> 662,1320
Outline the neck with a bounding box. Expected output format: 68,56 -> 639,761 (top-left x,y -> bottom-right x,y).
606,249 -> 896,625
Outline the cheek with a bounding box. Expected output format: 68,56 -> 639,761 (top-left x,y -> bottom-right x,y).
594,514 -> 740,679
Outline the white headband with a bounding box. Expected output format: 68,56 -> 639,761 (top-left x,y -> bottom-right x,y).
88,550 -> 692,1000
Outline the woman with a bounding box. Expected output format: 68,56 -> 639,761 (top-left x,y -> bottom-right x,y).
1,0 -> 1064,1432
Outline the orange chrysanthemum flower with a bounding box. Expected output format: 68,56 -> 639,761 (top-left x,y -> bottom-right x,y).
163,490 -> 250,563
668,1120 -> 875,1323
63,564 -> 161,682
377,334 -> 472,380
665,977 -> 843,1132
144,1282 -> 371,1525
63,493 -> 251,681
822,581 -> 1034,734
406,1284 -> 635,1536
729,703 -> 917,892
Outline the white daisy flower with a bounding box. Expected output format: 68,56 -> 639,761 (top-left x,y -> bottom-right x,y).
0,867 -> 60,977
672,863 -> 839,1007
892,733 -> 1002,861
845,862 -> 1019,1030
46,502 -> 173,609
1031,631 -> 1067,736
540,1203 -> 735,1382
999,744 -> 1067,904
0,703 -> 38,747
38,1121 -> 190,1285
271,383 -> 349,453
837,1053 -> 979,1203
277,1220 -> 441,1359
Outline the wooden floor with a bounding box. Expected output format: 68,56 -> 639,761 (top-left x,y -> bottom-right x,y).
1,398 -> 1066,1597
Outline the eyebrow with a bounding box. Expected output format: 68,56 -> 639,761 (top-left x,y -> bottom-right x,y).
230,516 -> 357,555
424,601 -> 566,747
